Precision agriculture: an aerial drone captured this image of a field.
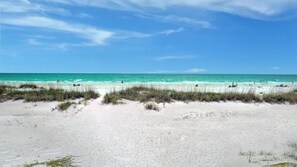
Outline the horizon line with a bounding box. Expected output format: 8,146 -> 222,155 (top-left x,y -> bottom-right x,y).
0,72 -> 296,75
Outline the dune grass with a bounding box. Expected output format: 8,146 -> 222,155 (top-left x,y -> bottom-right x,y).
103,93 -> 121,104
23,156 -> 74,167
83,90 -> 99,100
267,162 -> 297,167
57,101 -> 73,111
0,85 -> 16,89
0,84 -> 99,102
19,84 -> 38,89
144,101 -> 160,111
0,85 -> 15,94
103,86 -> 297,104
263,92 -> 297,104
284,151 -> 297,161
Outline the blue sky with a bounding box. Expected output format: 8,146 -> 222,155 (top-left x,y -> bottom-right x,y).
0,0 -> 297,74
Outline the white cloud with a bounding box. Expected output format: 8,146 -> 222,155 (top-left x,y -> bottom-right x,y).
155,55 -> 195,61
27,38 -> 42,45
159,27 -> 184,35
77,12 -> 93,19
156,15 -> 213,28
186,68 -> 206,73
0,15 -> 182,48
113,31 -> 153,39
27,35 -> 56,39
0,16 -> 113,46
56,43 -> 85,50
44,0 -> 297,19
137,14 -> 212,28
271,66 -> 280,70
1,0 -> 71,16
114,28 -> 184,39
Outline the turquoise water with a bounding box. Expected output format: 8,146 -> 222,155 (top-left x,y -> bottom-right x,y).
0,73 -> 297,83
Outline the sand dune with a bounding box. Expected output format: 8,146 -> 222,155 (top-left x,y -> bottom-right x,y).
1,97 -> 297,166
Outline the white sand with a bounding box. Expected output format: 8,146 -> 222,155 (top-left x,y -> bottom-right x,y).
0,97 -> 297,166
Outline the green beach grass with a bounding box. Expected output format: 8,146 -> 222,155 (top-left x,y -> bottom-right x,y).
57,101 -> 73,111
23,156 -> 74,167
103,86 -> 297,104
19,84 -> 38,89
0,84 -> 99,102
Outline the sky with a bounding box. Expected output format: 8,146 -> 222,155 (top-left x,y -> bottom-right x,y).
0,0 -> 297,74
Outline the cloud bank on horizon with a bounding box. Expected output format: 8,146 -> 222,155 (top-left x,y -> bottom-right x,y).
0,0 -> 297,73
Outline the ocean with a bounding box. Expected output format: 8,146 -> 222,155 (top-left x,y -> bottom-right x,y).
0,73 -> 296,84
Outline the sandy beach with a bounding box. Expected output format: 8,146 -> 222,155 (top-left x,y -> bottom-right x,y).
1,92 -> 297,166
2,0 -> 297,166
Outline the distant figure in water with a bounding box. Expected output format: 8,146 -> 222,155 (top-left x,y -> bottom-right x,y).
56,80 -> 60,83
121,80 -> 124,84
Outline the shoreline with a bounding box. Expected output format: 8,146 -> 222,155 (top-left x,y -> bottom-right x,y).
1,74 -> 297,85
1,80 -> 296,84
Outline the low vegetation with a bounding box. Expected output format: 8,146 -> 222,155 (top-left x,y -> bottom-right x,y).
0,85 -> 16,89
259,150 -> 273,156
23,156 -> 74,167
284,151 -> 297,161
103,93 -> 121,104
263,92 -> 297,104
284,142 -> 297,161
0,84 -> 99,102
0,85 -> 15,94
103,86 -> 297,104
57,101 -> 73,111
267,162 -> 297,167
288,142 -> 297,149
19,84 -> 38,89
239,150 -> 255,163
144,101 -> 160,111
83,90 -> 99,101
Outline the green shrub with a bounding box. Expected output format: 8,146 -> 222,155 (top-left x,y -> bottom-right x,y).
0,87 -> 5,95
84,90 -> 99,100
116,87 -> 172,103
268,162 -> 297,167
0,84 -> 16,89
144,101 -> 160,111
57,101 -> 72,111
102,86 -> 294,104
0,85 -> 99,102
103,93 -> 121,104
19,84 -> 38,89
24,156 -> 73,167
263,92 -> 297,104
0,85 -> 16,95
112,86 -> 261,103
